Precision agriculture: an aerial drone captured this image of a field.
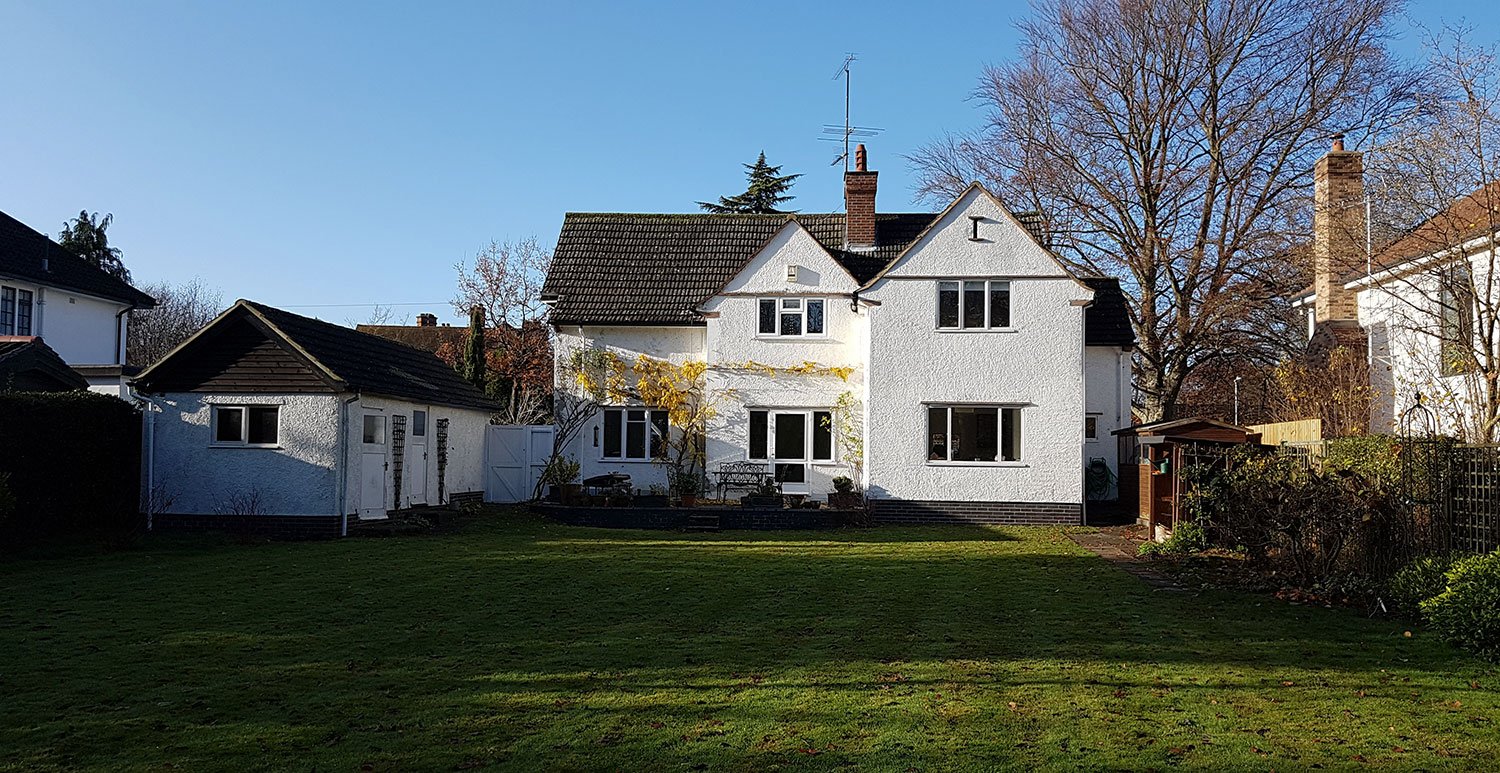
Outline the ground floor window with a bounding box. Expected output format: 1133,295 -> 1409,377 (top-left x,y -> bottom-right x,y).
747,408 -> 833,484
600,408 -> 668,460
213,405 -> 280,446
927,404 -> 1021,462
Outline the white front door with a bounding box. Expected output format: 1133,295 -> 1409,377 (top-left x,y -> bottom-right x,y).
772,412 -> 808,493
359,413 -> 388,519
409,409 -> 429,505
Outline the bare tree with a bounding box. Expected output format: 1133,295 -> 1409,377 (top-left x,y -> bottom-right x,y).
452,239 -> 554,425
910,0 -> 1415,421
127,278 -> 224,367
1361,27 -> 1500,441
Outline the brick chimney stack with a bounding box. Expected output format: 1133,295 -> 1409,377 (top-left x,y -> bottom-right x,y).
1313,134 -> 1365,323
416,313 -> 437,327
844,143 -> 878,250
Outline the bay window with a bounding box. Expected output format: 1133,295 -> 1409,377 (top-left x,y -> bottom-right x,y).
926,404 -> 1021,462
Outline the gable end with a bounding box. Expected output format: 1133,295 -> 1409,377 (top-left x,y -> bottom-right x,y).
137,315 -> 338,394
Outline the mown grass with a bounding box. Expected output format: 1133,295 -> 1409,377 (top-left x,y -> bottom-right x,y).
1,512 -> 1496,771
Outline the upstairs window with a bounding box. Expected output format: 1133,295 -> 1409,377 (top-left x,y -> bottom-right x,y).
16,290 -> 32,335
0,287 -> 13,335
926,404 -> 1021,462
757,298 -> 825,337
937,280 -> 1011,330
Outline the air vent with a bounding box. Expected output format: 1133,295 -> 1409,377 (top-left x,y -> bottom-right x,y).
785,265 -> 800,283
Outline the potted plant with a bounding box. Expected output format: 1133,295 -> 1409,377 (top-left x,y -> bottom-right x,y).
827,475 -> 864,510
741,479 -> 784,510
634,484 -> 670,508
541,456 -> 582,503
670,468 -> 705,507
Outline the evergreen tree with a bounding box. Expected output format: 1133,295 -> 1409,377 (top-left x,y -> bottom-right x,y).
698,152 -> 801,214
58,210 -> 131,282
463,306 -> 487,391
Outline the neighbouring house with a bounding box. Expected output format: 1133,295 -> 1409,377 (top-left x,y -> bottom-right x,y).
357,312 -> 467,354
1292,137 -> 1500,438
0,210 -> 157,396
132,300 -> 497,537
542,145 -> 1134,525
0,336 -> 90,392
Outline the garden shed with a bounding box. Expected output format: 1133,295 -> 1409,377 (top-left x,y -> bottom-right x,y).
1114,418 -> 1261,540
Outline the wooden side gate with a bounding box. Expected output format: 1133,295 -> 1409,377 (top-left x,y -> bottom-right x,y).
484,425 -> 554,503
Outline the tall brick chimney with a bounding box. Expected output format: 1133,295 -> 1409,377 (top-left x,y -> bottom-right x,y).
844,143 -> 878,250
1313,134 -> 1365,323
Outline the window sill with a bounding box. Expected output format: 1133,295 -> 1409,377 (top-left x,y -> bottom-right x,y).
598,458 -> 668,464
210,444 -> 283,450
934,328 -> 1018,334
925,461 -> 1028,468
753,335 -> 831,341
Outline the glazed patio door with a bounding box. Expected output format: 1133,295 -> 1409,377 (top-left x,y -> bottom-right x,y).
772,412 -> 808,492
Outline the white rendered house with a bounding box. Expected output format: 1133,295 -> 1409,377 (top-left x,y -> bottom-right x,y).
0,210 -> 157,396
542,147 -> 1134,524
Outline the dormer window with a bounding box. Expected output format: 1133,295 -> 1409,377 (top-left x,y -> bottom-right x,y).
758,297 -> 825,337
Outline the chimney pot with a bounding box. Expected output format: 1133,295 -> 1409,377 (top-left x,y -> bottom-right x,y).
1331,133 -> 1345,153
416,313 -> 437,327
855,143 -> 867,172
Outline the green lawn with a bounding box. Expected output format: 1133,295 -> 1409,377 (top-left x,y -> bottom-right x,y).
2,513 -> 1496,771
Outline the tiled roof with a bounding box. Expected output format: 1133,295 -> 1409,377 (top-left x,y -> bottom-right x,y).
0,210 -> 156,307
138,300 -> 498,412
1294,181 -> 1500,299
544,212 -> 938,325
354,323 -> 468,354
0,336 -> 89,391
1080,277 -> 1135,347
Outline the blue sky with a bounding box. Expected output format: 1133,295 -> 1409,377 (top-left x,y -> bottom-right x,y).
0,1 -> 1490,325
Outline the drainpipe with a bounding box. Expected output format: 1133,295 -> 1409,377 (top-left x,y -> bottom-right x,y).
127,386 -> 164,531
336,395 -> 359,537
114,306 -> 130,364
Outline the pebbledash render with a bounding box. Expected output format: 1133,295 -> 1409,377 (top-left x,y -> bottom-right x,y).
542,146 -> 1134,525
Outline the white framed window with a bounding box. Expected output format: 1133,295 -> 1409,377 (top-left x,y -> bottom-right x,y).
363,414 -> 386,444
1085,414 -> 1099,441
747,409 -> 835,462
0,286 -> 13,335
600,407 -> 669,460
757,297 -> 826,337
926,404 -> 1021,463
937,280 -> 1011,330
212,405 -> 280,447
412,409 -> 427,437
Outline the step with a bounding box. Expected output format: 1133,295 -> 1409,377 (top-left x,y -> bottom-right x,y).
685,513 -> 721,532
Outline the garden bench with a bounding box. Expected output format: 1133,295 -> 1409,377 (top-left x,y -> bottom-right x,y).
716,461 -> 772,501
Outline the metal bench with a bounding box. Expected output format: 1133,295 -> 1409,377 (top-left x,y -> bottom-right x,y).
716,461 -> 772,501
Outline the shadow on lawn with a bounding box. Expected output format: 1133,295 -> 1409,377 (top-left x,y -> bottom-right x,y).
3,515 -> 1496,770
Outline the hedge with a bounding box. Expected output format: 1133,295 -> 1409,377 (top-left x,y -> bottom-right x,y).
0,391 -> 142,547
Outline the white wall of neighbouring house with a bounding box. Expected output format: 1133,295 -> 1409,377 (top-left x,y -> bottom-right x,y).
149,392 -> 343,517
0,276 -> 134,397
341,394 -> 493,516
860,187 -> 1094,506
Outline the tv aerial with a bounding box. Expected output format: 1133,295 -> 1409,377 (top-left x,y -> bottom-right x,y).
820,54 -> 884,169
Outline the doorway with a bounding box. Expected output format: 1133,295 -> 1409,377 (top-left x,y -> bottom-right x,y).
359,412 -> 388,519
409,409 -> 429,505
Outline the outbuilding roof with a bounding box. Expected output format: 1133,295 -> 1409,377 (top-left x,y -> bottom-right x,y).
0,210 -> 156,308
135,300 -> 498,412
0,336 -> 89,391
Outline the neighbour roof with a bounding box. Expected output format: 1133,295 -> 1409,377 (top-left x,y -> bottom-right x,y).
0,210 -> 156,308
136,300 -> 498,411
1113,416 -> 1260,443
544,212 -> 938,325
0,336 -> 89,391
1080,277 -> 1135,348
355,322 -> 468,354
1295,181 -> 1500,299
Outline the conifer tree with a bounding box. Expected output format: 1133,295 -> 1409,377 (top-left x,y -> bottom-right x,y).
463,306 -> 487,392
698,152 -> 801,214
58,210 -> 131,281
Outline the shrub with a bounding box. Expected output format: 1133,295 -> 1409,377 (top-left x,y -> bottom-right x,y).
1387,553 -> 1461,614
1323,435 -> 1401,487
540,456 -> 581,486
0,471 -> 14,530
1420,551 -> 1500,660
831,476 -> 854,493
1138,519 -> 1209,557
